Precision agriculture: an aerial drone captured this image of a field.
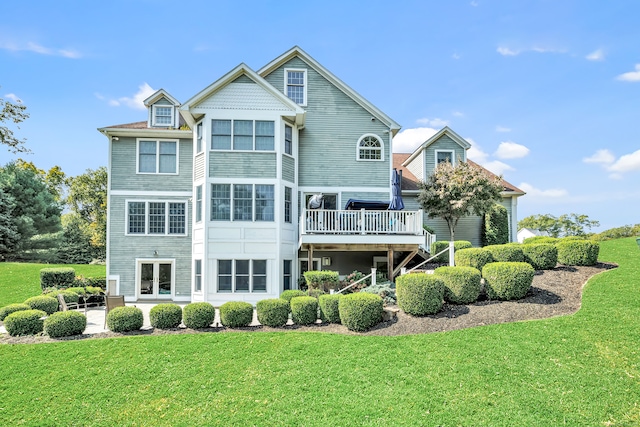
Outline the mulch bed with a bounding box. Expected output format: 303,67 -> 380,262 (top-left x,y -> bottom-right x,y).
0,262 -> 616,344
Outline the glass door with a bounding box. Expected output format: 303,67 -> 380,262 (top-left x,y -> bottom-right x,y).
138,261 -> 173,299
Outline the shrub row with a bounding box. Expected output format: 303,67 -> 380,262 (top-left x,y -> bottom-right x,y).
40,267 -> 76,290
303,270 -> 340,291
430,240 -> 472,263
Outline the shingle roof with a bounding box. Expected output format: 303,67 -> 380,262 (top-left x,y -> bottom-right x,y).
392,153 -> 525,194
104,121 -> 148,129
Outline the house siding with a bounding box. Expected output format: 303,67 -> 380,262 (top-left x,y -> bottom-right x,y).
263,57 -> 391,189
209,152 -> 277,178
282,155 -> 295,183
405,151 -> 424,181
424,135 -> 466,177
194,81 -> 291,111
194,152 -> 205,181
110,137 -> 193,192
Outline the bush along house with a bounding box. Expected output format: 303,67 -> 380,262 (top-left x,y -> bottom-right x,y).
99,46 -> 524,304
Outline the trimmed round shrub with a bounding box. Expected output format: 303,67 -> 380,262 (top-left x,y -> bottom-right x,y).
306,288 -> 326,299
557,240 -> 599,266
434,266 -> 482,304
280,290 -> 306,305
256,299 -> 290,327
290,296 -> 318,325
319,294 -> 342,324
0,303 -> 31,321
106,306 -> 144,332
44,311 -> 87,338
455,248 -> 493,271
183,302 -> 216,329
24,295 -> 59,315
338,293 -> 383,332
360,283 -> 396,306
430,240 -> 473,263
484,244 -> 524,262
219,301 -> 253,328
66,287 -> 87,296
396,273 -> 445,316
482,262 -> 535,300
149,303 -> 183,329
4,309 -> 47,336
522,236 -> 558,245
522,243 -> 558,270
47,289 -> 80,304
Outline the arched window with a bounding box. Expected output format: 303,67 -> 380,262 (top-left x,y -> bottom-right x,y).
357,135 -> 383,161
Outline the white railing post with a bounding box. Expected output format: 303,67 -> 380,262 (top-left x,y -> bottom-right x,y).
360,208 -> 366,234
371,267 -> 376,286
401,267 -> 406,275
449,241 -> 455,266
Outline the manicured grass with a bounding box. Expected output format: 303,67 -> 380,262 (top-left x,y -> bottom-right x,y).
1,239 -> 639,426
0,262 -> 106,307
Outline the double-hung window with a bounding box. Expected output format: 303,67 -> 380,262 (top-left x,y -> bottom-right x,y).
211,119 -> 275,151
211,184 -> 274,222
194,260 -> 202,292
152,105 -> 174,127
284,125 -> 292,155
283,260 -> 292,291
284,186 -> 292,223
138,140 -> 178,174
196,122 -> 203,153
126,201 -> 187,235
195,185 -> 203,223
217,260 -> 267,293
285,69 -> 307,105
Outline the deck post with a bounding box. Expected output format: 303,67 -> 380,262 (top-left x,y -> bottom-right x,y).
449,241 -> 455,266
308,245 -> 314,271
387,248 -> 394,281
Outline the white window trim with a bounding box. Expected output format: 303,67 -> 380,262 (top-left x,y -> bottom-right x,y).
284,68 -> 307,106
194,259 -> 203,294
216,259 -> 269,293
210,119 -> 275,152
210,183 -> 275,222
356,134 -> 385,162
435,149 -> 456,168
135,258 -> 176,300
196,121 -> 204,154
151,105 -> 175,127
125,199 -> 189,236
283,124 -> 294,157
136,138 -> 180,175
195,185 -> 203,224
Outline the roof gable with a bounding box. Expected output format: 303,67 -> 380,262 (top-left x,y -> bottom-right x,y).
258,46 -> 401,135
144,89 -> 180,107
402,126 -> 472,167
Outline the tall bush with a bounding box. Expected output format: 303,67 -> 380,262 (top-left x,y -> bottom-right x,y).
396,273 -> 444,315
40,267 -> 76,290
482,262 -> 534,300
483,203 -> 509,246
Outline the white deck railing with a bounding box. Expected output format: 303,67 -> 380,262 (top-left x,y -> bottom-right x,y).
301,209 -> 425,235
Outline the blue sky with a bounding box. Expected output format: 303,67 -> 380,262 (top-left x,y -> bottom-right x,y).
1,0 -> 639,232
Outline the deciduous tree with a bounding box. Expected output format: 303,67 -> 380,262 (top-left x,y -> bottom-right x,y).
518,213 -> 600,238
0,91 -> 29,153
66,167 -> 107,258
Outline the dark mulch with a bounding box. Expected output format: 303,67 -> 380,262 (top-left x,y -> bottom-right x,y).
0,263 -> 616,344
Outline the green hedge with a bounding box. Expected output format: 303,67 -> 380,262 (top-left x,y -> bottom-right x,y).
318,294 -> 342,324
455,248 -> 493,271
306,288 -> 327,299
522,243 -> 558,270
434,266 -> 482,304
183,302 -> 215,329
396,273 -> 444,316
430,240 -> 473,263
256,299 -> 290,327
338,293 -> 383,332
73,276 -> 107,289
303,270 -> 340,291
484,244 -> 525,262
290,296 -> 318,325
522,236 -> 558,245
280,290 -> 306,306
24,295 -> 59,315
47,290 -> 80,304
0,303 -> 31,321
149,303 -> 183,329
40,267 -> 76,290
4,309 -> 46,336
483,203 -> 509,246
557,240 -> 599,266
482,262 -> 535,300
219,301 -> 254,328
106,306 -> 144,332
44,311 -> 87,338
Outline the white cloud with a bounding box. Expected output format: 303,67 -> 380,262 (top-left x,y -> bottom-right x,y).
482,160 -> 514,175
617,64 -> 640,82
465,138 -> 489,164
4,93 -> 21,102
416,117 -> 449,128
495,125 -> 511,132
608,149 -> 640,173
470,1 -> 478,6
583,149 -> 615,165
452,111 -> 464,117
494,141 -> 530,159
586,49 -> 605,61
0,40 -> 82,58
518,182 -> 568,198
497,46 -> 519,56
392,127 -> 438,153
452,53 -> 461,60
106,83 -> 156,110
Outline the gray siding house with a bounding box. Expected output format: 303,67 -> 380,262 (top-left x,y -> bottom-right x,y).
99,46 -> 524,304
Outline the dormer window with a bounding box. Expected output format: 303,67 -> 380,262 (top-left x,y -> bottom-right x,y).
357,134 -> 383,161
435,150 -> 455,167
152,105 -> 174,127
285,69 -> 307,105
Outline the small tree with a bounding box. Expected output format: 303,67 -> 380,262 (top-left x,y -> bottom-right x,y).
418,160 -> 503,241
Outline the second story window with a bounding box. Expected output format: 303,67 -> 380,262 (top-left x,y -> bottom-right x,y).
152,105 -> 174,126
126,201 -> 187,235
285,69 -> 307,105
284,125 -> 292,155
436,150 -> 455,166
138,140 -> 178,174
196,122 -> 203,153
357,135 -> 383,161
211,119 -> 275,151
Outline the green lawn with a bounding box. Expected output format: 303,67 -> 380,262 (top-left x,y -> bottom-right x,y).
1,239 -> 639,426
0,262 -> 106,307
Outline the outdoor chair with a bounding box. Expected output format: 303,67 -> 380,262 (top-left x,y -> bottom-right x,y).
57,293 -> 80,311
104,295 -> 126,328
